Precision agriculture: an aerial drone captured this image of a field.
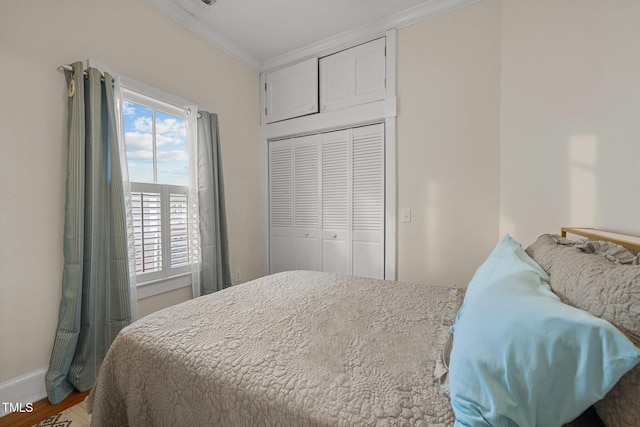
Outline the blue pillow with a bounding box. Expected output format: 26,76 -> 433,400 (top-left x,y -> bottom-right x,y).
462,234 -> 549,306
454,234 -> 549,325
449,237 -> 640,427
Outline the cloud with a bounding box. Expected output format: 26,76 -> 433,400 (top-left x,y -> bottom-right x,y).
156,117 -> 186,135
127,116 -> 187,148
133,116 -> 153,133
156,117 -> 187,148
157,150 -> 189,163
124,132 -> 188,164
124,131 -> 152,151
157,134 -> 187,147
125,129 -> 187,151
122,101 -> 137,116
125,150 -> 154,161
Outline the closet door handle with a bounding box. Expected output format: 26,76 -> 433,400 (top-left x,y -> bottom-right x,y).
304,232 -> 309,237
332,234 -> 337,239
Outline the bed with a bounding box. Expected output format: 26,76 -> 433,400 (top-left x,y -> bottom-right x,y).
88,228 -> 640,427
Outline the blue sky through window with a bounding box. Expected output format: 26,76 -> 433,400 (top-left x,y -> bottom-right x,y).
123,100 -> 189,186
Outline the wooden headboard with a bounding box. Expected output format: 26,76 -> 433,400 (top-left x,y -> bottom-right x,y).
560,227 -> 640,252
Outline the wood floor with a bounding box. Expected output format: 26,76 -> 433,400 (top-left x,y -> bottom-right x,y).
0,390 -> 90,427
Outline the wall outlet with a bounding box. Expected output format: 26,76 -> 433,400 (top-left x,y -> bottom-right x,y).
234,269 -> 241,283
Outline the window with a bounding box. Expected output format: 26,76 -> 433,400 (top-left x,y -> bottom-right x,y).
120,88 -> 195,289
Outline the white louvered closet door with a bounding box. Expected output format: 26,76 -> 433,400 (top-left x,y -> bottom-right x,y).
269,139 -> 294,273
293,135 -> 321,270
321,130 -> 350,275
268,124 -> 384,278
351,124 -> 385,279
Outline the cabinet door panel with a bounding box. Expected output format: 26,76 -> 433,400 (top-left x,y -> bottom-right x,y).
293,135 -> 321,271
321,130 -> 351,275
321,56 -> 350,109
294,136 -> 320,230
321,130 -> 350,230
351,124 -> 385,279
269,140 -> 293,229
269,75 -> 289,121
354,45 -> 385,97
320,38 -> 386,112
352,241 -> 383,279
295,237 -> 321,271
266,58 -> 318,123
352,124 -> 384,234
322,238 -> 349,275
270,235 -> 294,274
269,139 -> 294,273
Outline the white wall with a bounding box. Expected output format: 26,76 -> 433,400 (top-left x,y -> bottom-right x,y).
500,1 -> 640,245
0,0 -> 260,386
396,0 -> 640,284
396,0 -> 502,287
4,0 -> 640,405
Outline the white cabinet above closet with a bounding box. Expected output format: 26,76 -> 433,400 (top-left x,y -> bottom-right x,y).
263,37 -> 389,126
265,57 -> 319,124
320,38 -> 386,113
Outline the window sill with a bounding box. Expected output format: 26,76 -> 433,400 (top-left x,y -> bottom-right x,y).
136,273 -> 192,299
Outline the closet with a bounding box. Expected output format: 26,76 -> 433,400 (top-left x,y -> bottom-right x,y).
269,124 -> 384,279
262,31 -> 396,280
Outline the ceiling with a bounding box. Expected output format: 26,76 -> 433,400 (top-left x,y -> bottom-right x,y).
147,0 -> 480,72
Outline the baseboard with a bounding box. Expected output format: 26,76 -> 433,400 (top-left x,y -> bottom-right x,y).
0,368 -> 47,417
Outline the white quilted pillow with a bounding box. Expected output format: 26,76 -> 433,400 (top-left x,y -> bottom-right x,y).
526,234 -> 640,427
594,368 -> 640,426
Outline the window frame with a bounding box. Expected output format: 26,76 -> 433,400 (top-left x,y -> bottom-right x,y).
114,75 -> 199,300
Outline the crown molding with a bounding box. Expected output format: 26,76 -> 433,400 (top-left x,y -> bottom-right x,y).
147,0 -> 483,73
146,0 -> 262,71
261,0 -> 483,72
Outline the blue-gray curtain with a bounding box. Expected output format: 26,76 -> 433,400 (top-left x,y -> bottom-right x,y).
197,111 -> 231,294
46,62 -> 131,404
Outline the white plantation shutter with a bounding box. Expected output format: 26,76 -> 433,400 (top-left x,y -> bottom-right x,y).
131,190 -> 163,274
131,183 -> 190,279
169,190 -> 189,268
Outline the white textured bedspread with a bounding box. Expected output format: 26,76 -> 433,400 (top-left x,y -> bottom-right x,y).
88,271 -> 461,426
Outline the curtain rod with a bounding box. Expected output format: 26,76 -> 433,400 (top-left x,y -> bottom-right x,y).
58,63 -> 106,81
57,64 -> 85,75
